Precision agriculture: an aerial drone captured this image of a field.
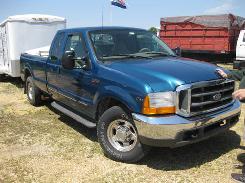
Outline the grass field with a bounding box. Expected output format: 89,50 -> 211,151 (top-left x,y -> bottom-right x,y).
0,69 -> 244,183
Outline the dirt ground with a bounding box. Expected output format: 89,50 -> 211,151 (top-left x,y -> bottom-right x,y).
0,70 -> 244,183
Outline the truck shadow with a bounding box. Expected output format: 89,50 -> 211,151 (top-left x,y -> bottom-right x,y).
45,102 -> 98,142
0,75 -> 24,88
139,130 -> 241,171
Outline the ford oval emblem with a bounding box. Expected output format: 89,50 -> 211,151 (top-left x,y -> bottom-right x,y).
213,93 -> 222,101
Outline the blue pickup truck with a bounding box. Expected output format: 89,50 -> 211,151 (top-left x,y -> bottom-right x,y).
20,27 -> 241,162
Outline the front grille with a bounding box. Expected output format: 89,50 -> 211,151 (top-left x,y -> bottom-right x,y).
177,79 -> 235,117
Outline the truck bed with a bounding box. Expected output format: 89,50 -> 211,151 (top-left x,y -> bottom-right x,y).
21,53 -> 47,66
20,53 -> 48,92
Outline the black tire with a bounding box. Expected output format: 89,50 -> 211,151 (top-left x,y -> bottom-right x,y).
97,106 -> 150,163
26,76 -> 41,106
0,74 -> 5,82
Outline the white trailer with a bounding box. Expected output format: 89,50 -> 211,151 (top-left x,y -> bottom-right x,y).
0,14 -> 66,77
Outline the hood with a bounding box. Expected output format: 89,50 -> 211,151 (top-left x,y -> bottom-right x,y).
106,57 -> 222,92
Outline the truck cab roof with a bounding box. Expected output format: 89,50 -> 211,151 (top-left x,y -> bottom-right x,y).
57,26 -> 146,34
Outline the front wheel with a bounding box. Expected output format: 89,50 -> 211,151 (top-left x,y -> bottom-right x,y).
97,106 -> 150,163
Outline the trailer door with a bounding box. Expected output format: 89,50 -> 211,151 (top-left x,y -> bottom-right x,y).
0,26 -> 9,74
0,27 -> 7,72
236,30 -> 245,60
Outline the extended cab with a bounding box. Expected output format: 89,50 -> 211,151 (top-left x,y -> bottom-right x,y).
20,27 -> 241,162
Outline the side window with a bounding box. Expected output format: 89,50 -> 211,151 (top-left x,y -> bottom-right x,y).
50,32 -> 65,63
64,34 -> 86,68
243,33 -> 245,42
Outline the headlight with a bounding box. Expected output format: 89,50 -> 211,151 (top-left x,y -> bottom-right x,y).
142,92 -> 176,115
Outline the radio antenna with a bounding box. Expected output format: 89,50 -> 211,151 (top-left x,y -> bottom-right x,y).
101,0 -> 104,30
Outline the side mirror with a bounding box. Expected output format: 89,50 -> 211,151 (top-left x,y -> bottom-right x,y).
172,47 -> 182,56
61,50 -> 75,70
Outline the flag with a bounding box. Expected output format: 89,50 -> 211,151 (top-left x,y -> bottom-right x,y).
111,0 -> 127,9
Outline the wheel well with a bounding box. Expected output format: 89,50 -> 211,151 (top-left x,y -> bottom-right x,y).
24,69 -> 32,93
96,97 -> 131,121
24,69 -> 31,81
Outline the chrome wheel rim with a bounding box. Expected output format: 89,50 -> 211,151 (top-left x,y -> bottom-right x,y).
107,119 -> 138,152
27,82 -> 33,100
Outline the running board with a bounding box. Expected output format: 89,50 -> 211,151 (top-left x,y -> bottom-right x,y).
51,102 -> 96,128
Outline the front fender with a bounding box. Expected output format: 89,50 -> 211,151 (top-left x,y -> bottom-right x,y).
94,85 -> 142,113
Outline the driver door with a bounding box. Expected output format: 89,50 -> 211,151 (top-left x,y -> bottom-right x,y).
55,33 -> 95,117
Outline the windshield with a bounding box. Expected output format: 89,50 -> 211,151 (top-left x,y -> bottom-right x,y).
89,29 -> 176,61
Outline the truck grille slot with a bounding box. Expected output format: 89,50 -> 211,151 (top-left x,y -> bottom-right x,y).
177,79 -> 235,117
191,81 -> 234,114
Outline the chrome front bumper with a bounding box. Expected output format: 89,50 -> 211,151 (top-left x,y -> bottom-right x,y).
132,100 -> 241,147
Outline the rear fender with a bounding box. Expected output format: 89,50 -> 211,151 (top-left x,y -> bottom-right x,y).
23,66 -> 33,94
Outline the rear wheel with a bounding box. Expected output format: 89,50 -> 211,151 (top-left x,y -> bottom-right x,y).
97,106 -> 150,163
26,76 -> 41,106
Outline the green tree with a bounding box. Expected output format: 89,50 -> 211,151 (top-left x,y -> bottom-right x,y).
148,27 -> 158,35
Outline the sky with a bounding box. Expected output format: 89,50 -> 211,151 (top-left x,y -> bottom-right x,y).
0,0 -> 245,29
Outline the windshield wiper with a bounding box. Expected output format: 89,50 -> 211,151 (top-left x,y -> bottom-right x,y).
143,51 -> 177,57
101,53 -> 152,60
115,54 -> 152,59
